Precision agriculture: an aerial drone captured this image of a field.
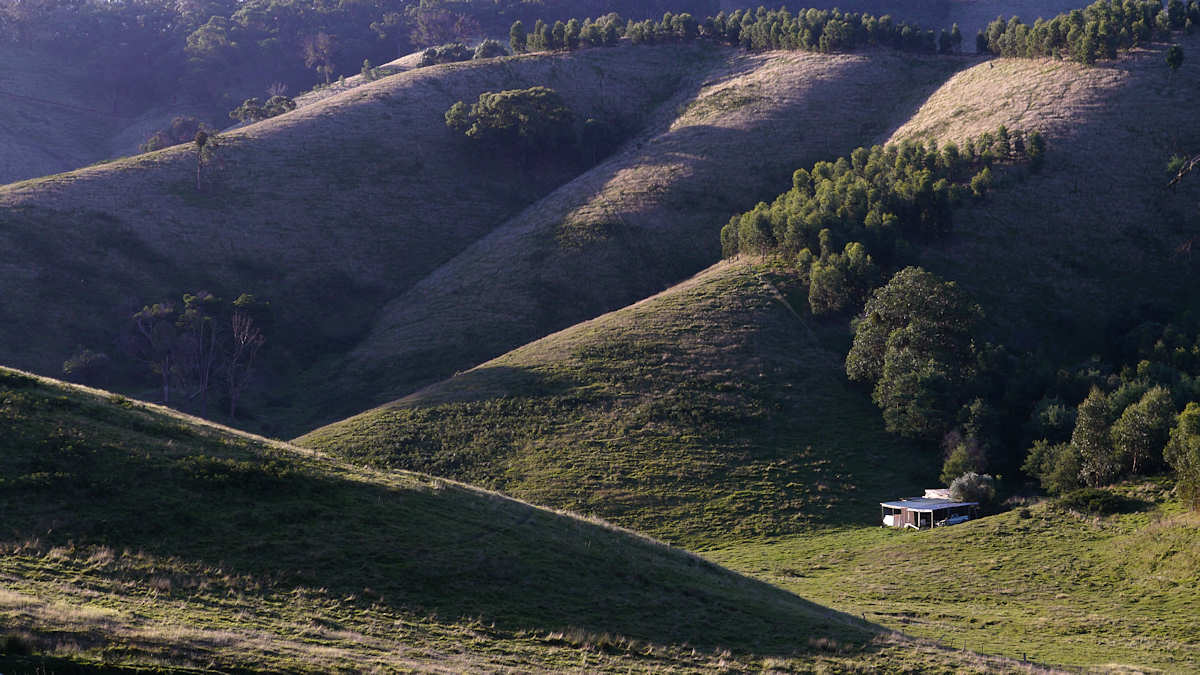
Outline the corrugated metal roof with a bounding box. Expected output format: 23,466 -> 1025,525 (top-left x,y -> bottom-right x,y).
879,497 -> 978,511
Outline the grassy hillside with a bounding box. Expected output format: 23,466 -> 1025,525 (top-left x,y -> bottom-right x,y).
706,484 -> 1200,672
314,48 -> 964,425
0,44 -> 705,433
891,38 -> 1200,357
0,365 -> 1017,673
298,260 -> 936,548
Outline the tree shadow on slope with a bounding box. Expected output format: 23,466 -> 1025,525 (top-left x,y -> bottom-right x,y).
0,371 -> 889,661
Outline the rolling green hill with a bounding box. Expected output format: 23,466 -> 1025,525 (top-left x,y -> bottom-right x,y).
298,259 -> 934,547
0,365 -> 1012,673
0,42 -> 968,435
298,38 -> 1200,546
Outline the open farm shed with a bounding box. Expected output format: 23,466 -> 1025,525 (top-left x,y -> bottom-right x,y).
881,498 -> 978,530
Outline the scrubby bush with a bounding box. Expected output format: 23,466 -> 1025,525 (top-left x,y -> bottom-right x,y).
229,95 -> 296,123
473,39 -> 508,59
419,42 -> 473,66
949,472 -> 997,507
140,116 -> 215,153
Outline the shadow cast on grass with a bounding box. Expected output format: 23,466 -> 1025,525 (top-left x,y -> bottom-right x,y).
0,374 -> 889,661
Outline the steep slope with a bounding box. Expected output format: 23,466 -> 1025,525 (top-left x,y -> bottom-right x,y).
0,365 -> 1002,673
889,38 -> 1200,356
708,485 -> 1200,672
0,44 -> 702,432
298,260 -> 934,548
312,48 -> 965,425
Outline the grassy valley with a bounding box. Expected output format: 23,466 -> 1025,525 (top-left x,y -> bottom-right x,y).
4,0 -> 1200,671
0,366 -> 1017,673
298,260 -> 936,547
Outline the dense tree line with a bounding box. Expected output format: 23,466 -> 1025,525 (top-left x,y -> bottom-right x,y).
977,0 -> 1199,64
720,128 -> 1043,311
511,7 -> 958,56
720,126 -> 1200,509
717,131 -> 1038,486
0,0 -> 718,110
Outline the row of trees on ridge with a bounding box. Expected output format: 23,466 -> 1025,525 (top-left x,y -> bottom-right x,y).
510,8 -> 962,56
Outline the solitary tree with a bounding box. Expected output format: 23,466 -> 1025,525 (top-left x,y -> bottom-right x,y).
226,295 -> 265,420
1074,387 -> 1119,487
194,130 -> 209,190
176,291 -> 222,415
846,267 -> 981,439
303,32 -> 336,83
509,20 -> 527,53
1167,43 -> 1184,71
132,302 -> 179,404
1111,386 -> 1175,474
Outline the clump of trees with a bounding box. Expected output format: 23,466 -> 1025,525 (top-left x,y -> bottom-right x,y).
140,117 -> 215,153
977,0 -> 1200,64
229,95 -> 296,123
418,39 -> 508,67
419,41 -> 473,66
1022,319 -> 1200,503
118,292 -> 267,419
445,86 -> 621,166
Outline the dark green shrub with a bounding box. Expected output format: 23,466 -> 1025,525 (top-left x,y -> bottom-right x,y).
1056,488 -> 1129,516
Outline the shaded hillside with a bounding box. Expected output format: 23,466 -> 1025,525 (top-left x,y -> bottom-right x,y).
0,44 -> 703,433
0,46 -> 202,185
298,260 -> 934,548
709,484 -> 1200,672
889,38 -> 1200,357
312,48 -> 965,426
0,365 -> 1004,673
